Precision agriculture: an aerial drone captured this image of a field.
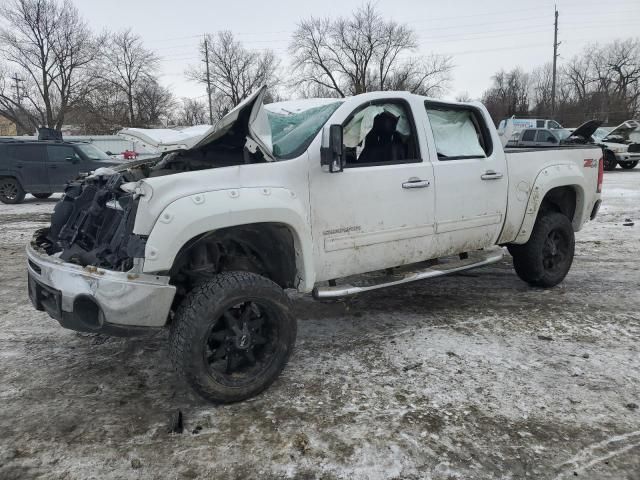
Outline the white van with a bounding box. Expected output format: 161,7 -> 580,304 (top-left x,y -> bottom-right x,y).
498,117 -> 563,146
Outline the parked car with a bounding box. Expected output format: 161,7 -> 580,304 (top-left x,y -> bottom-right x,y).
27,87 -> 603,403
498,117 -> 563,146
506,120 -> 602,148
0,139 -> 119,204
594,120 -> 640,171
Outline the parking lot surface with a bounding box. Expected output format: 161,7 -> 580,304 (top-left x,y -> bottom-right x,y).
1,172 -> 639,479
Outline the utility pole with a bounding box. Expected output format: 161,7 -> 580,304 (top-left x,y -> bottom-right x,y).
551,6 -> 560,117
11,73 -> 24,105
203,37 -> 214,125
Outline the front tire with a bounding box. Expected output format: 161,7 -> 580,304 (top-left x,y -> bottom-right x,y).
603,151 -> 617,171
0,177 -> 26,204
509,212 -> 575,288
619,160 -> 638,170
169,271 -> 297,403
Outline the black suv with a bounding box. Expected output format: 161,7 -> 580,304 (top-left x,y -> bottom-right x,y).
0,140 -> 119,204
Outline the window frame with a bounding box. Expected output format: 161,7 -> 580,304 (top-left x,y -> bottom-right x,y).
424,101 -> 493,161
7,144 -> 46,163
341,98 -> 422,169
46,144 -> 82,163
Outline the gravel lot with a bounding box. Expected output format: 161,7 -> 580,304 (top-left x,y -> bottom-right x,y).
1,171 -> 639,480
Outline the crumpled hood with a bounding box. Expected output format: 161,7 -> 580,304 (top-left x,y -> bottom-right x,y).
117,86 -> 273,158
602,120 -> 640,144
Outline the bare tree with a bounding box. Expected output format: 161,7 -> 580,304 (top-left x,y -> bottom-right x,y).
0,0 -> 97,131
187,31 -> 279,117
481,68 -> 530,124
177,98 -> 208,126
135,79 -> 174,126
100,29 -> 159,126
289,2 -> 452,97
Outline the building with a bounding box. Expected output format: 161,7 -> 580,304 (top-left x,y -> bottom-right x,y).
0,115 -> 17,136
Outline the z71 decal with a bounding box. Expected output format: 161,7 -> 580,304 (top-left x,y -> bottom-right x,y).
583,158 -> 598,168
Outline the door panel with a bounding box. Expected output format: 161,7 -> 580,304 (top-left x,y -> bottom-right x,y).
309,99 -> 436,282
311,163 -> 435,281
8,145 -> 47,192
46,145 -> 82,190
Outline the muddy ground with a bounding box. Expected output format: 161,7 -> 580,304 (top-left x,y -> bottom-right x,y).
0,171 -> 639,480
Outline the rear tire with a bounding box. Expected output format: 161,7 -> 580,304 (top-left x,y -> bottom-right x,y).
32,192 -> 52,199
509,212 -> 575,288
0,177 -> 26,204
619,160 -> 638,170
169,271 -> 296,403
603,151 -> 617,171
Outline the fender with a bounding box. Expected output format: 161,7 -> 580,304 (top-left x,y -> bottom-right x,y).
141,187 -> 316,292
511,163 -> 589,244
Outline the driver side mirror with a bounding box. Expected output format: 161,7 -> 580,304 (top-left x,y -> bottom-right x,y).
65,156 -> 79,164
321,124 -> 344,173
547,136 -> 558,143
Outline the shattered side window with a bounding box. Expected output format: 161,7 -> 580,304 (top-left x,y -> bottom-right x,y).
267,102 -> 342,159
426,107 -> 489,159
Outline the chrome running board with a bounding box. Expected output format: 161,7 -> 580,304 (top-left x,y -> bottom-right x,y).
312,247 -> 504,299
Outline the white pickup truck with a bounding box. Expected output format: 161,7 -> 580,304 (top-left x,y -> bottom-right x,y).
27,87 -> 603,403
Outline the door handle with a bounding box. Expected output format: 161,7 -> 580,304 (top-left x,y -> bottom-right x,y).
481,170 -> 503,180
402,178 -> 430,189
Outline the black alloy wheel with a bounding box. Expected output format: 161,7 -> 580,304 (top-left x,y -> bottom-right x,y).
170,271 -> 296,403
204,300 -> 277,384
542,229 -> 570,274
0,178 -> 26,204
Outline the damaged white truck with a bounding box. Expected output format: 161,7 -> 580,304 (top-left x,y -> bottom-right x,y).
27,87 -> 603,403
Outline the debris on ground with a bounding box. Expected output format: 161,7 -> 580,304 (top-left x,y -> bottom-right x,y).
168,410 -> 183,434
293,432 -> 311,455
403,362 -> 423,372
537,335 -> 554,341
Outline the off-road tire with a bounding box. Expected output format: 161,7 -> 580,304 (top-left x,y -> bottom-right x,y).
619,160 -> 638,170
169,271 -> 296,403
603,151 -> 617,171
32,192 -> 52,199
509,212 -> 575,288
0,177 -> 26,204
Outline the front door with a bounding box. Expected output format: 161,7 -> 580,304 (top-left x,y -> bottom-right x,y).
310,98 -> 436,282
46,144 -> 82,191
425,102 -> 509,256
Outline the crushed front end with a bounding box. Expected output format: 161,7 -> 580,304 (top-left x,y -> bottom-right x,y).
27,169 -> 175,336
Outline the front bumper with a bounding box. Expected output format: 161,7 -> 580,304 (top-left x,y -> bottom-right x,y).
614,152 -> 640,163
27,236 -> 176,336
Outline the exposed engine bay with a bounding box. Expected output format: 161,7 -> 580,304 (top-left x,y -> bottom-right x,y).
39,111 -> 270,271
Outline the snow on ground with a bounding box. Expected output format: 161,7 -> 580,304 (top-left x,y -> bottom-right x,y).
0,171 -> 638,479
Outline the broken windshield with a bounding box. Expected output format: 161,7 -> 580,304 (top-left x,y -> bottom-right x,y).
266,102 -> 343,159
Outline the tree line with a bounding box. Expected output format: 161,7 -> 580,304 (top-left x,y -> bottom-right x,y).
0,0 -> 454,134
481,39 -> 640,127
1,0 -> 638,135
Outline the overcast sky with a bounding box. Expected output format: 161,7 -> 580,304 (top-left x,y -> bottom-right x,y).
77,0 -> 639,101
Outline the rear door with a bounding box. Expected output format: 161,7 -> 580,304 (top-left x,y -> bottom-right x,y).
425,102 -> 508,256
7,144 -> 48,192
46,144 -> 82,190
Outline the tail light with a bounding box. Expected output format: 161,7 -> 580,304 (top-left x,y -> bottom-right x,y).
597,156 -> 604,193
